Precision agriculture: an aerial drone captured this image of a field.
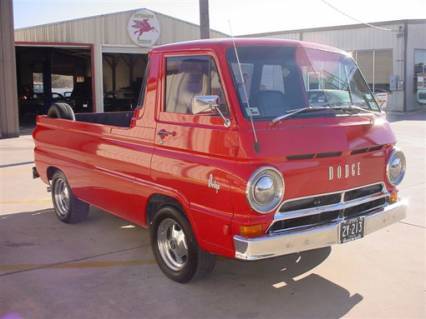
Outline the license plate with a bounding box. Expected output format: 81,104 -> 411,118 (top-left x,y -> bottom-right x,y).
340,217 -> 365,243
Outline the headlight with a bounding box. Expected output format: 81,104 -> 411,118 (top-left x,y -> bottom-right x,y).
246,166 -> 284,213
386,148 -> 406,186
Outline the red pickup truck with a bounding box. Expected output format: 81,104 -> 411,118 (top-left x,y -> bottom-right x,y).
33,38 -> 407,283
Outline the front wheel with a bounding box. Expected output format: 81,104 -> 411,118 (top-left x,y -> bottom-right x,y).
51,171 -> 89,223
150,206 -> 216,283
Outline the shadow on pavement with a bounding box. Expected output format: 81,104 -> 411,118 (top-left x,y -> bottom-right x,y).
0,161 -> 34,169
0,208 -> 362,319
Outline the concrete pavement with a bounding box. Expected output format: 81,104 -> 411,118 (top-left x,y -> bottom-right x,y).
0,114 -> 425,319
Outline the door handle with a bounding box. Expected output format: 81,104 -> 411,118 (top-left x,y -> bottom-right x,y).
157,129 -> 176,139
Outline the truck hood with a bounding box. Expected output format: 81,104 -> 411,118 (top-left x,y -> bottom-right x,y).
243,114 -> 395,198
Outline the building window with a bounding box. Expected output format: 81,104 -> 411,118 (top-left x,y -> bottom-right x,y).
353,49 -> 393,92
260,64 -> 285,93
32,73 -> 44,93
51,74 -> 74,97
414,50 -> 426,90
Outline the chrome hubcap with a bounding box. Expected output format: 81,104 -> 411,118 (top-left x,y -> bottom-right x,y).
53,178 -> 70,217
157,218 -> 188,271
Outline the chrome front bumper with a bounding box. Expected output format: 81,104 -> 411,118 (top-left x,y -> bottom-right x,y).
234,200 -> 407,260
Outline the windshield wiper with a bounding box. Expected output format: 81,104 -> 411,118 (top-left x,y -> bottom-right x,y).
271,106 -> 330,126
329,105 -> 379,114
271,105 -> 379,127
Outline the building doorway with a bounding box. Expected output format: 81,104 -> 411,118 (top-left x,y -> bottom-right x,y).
15,45 -> 93,127
102,53 -> 147,112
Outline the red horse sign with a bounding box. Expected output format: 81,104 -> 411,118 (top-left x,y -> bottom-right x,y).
132,18 -> 157,38
127,9 -> 160,47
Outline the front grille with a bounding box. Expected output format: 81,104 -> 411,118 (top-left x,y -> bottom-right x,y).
279,193 -> 341,212
269,183 -> 387,233
269,210 -> 340,232
344,197 -> 386,218
344,183 -> 383,201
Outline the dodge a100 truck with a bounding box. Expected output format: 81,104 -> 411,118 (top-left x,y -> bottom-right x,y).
33,38 -> 407,283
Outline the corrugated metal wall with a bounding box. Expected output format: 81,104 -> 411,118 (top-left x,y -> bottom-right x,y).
302,24 -> 402,50
14,9 -> 227,45
265,32 -> 300,40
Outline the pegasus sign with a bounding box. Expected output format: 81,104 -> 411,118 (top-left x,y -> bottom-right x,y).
127,9 -> 160,47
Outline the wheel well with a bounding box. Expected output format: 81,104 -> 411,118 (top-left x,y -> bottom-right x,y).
46,166 -> 59,181
146,194 -> 185,225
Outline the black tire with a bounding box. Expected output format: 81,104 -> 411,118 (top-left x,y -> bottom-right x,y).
150,206 -> 216,283
51,171 -> 89,223
47,103 -> 75,120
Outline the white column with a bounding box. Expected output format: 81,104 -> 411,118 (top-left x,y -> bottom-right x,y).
93,43 -> 104,112
0,0 -> 19,137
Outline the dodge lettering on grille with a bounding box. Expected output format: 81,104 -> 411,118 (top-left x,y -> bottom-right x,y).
328,162 -> 361,181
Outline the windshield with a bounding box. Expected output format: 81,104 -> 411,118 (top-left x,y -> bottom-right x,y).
227,46 -> 380,119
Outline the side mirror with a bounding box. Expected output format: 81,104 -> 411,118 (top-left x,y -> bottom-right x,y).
192,95 -> 219,115
192,95 -> 231,127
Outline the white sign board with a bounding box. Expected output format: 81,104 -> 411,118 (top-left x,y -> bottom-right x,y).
374,92 -> 389,109
127,9 -> 160,47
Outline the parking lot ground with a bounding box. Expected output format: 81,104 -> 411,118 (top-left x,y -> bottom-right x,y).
1,113 -> 425,319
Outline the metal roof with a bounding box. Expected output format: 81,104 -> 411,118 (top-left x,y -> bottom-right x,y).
14,7 -> 228,37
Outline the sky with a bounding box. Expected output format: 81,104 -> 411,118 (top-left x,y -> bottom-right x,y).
13,0 -> 426,35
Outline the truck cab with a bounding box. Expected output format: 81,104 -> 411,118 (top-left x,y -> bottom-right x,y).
33,38 -> 407,283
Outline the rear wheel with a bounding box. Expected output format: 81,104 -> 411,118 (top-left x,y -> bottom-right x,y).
51,171 -> 89,223
150,206 -> 216,283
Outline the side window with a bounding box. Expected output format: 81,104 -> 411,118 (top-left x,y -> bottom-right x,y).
165,55 -> 229,115
260,64 -> 285,93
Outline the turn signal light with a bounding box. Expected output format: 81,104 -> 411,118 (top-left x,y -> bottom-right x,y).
389,190 -> 398,204
239,224 -> 264,237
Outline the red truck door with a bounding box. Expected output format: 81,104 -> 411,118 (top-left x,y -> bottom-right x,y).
151,53 -> 238,254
